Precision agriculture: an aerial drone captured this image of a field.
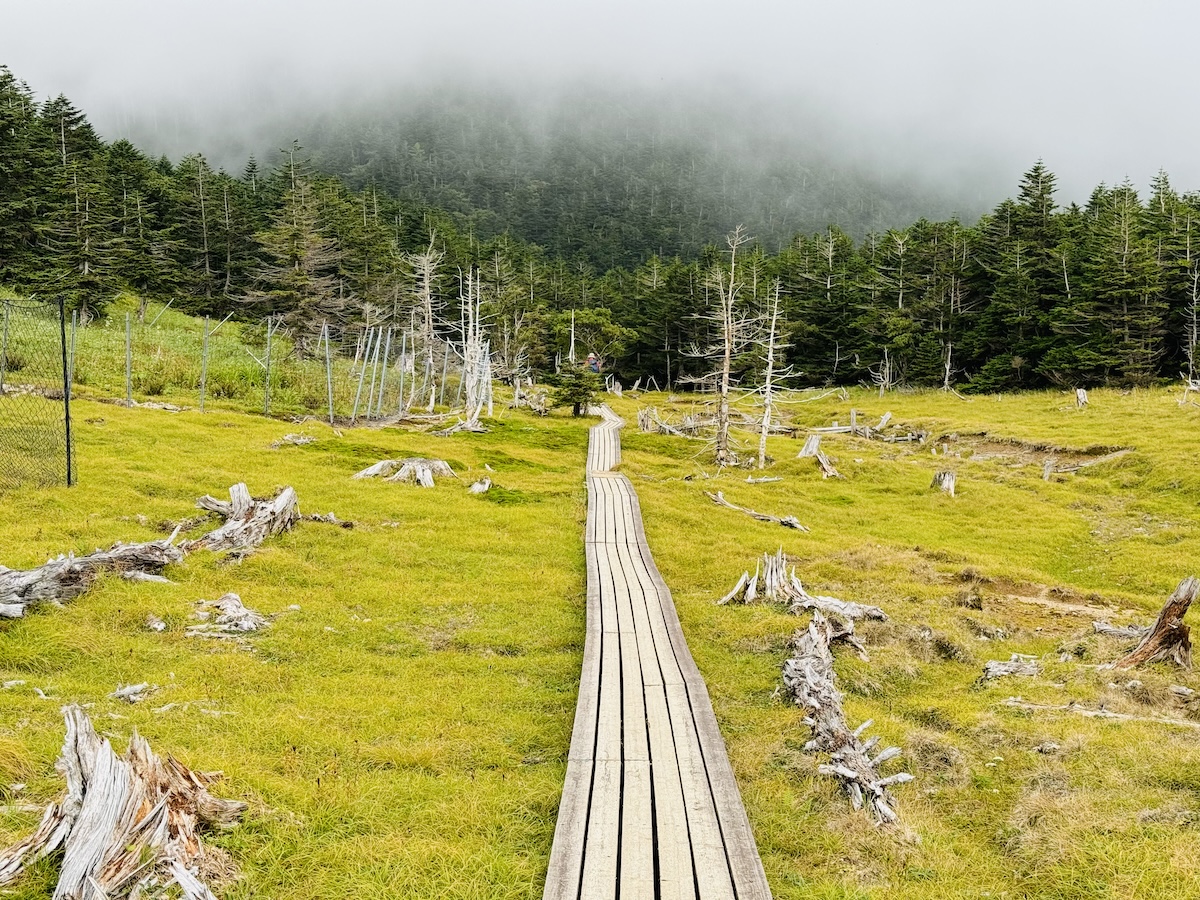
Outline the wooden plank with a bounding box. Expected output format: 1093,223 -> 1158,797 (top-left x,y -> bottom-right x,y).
665,681 -> 736,900
620,760 -> 655,894
595,631 -> 622,761
567,542 -> 603,763
579,759 -> 621,900
543,755 -> 596,900
644,683 -> 698,900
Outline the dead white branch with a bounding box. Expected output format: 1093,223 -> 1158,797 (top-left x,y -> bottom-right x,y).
703,490 -> 808,531
782,613 -> 912,824
0,706 -> 245,897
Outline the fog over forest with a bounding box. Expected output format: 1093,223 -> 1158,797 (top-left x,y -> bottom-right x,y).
6,0 -> 1197,230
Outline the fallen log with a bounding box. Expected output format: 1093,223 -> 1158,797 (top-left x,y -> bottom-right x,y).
782,613 -> 912,824
0,705 -> 245,898
981,654 -> 1040,680
0,536 -> 184,618
182,484 -> 299,554
1093,620 -> 1150,639
703,491 -> 808,531
1002,696 -> 1200,731
1112,576 -> 1199,669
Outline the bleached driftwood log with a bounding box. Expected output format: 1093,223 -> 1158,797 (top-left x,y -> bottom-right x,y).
469,476 -> 492,494
782,613 -> 912,824
0,537 -> 184,618
798,434 -> 821,458
182,484 -> 299,554
352,458 -> 456,487
981,654 -> 1040,680
0,706 -> 245,898
1112,576 -> 1199,668
703,490 -> 808,531
720,549 -> 886,622
1093,620 -> 1150,639
931,470 -> 956,497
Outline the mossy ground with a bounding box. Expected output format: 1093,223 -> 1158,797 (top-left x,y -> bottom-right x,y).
4,305 -> 1200,898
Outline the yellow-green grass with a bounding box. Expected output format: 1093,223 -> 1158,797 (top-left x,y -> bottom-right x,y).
611,387 -> 1200,899
0,398 -> 591,898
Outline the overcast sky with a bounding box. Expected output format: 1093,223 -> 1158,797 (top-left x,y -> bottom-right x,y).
3,0 -> 1196,203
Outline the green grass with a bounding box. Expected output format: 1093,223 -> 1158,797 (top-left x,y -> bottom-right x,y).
7,293 -> 1200,897
612,386 -> 1200,899
0,398 -> 590,899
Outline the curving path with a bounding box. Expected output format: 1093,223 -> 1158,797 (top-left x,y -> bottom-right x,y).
544,406 -> 771,900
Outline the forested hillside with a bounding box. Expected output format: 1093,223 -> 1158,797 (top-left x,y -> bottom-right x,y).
3,64 -> 1198,393
112,83 -> 988,269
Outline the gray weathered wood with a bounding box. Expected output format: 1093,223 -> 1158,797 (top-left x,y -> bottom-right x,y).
544,405 -> 772,899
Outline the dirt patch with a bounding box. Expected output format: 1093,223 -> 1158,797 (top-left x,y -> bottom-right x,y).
932,431 -> 1131,470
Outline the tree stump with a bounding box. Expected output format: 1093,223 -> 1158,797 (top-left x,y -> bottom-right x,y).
1113,576 -> 1199,668
798,434 -> 821,458
931,470 -> 956,497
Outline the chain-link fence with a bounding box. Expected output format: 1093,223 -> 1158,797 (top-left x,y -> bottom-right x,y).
0,298 -> 72,490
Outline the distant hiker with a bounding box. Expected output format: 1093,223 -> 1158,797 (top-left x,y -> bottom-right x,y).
587,353 -> 600,373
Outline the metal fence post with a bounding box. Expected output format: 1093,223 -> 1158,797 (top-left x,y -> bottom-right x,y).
58,298 -> 73,485
323,321 -> 334,425
0,302 -> 9,394
199,316 -> 209,413
125,312 -> 133,406
263,317 -> 273,416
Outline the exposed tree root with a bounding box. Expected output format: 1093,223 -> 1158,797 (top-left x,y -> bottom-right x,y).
182,484 -> 300,554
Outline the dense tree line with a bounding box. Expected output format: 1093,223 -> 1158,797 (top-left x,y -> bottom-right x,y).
3,66 -> 1198,392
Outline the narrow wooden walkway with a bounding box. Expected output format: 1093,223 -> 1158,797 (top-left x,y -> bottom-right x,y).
545,407 -> 771,900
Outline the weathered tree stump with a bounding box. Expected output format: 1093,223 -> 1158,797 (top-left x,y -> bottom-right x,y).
798,434 -> 821,458
782,613 -> 912,824
1076,387 -> 1089,408
1112,576 -> 1199,668
814,450 -> 841,479
469,476 -> 492,494
0,706 -> 245,898
352,458 -> 456,487
931,470 -> 956,497
0,538 -> 184,618
182,484 -> 299,554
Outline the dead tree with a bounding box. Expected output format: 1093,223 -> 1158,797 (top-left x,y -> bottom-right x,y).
0,537 -> 184,618
1112,576 -> 1199,668
707,226 -> 752,466
756,280 -> 788,469
1075,388 -> 1089,408
438,268 -> 491,435
0,706 -> 245,898
407,237 -> 445,412
782,614 -> 912,824
182,484 -> 300,554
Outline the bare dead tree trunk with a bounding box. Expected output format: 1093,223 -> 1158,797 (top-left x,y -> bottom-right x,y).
713,226 -> 750,467
757,281 -> 782,469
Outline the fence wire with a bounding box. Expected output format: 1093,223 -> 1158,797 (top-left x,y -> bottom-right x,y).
0,298 -> 72,491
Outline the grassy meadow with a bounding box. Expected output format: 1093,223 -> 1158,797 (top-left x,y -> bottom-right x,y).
3,299 -> 1200,898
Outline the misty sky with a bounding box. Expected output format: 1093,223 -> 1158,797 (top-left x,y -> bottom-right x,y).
4,0 -> 1197,203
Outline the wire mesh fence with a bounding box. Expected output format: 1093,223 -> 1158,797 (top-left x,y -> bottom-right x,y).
0,298 -> 72,491
63,304 -> 481,425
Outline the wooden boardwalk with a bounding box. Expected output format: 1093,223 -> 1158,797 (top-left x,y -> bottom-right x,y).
545,407 -> 771,900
